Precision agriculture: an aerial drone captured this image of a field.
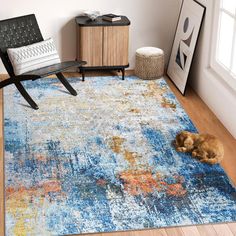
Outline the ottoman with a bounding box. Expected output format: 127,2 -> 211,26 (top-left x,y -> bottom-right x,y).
135,47 -> 164,79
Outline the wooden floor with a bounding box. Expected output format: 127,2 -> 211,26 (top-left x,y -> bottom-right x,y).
0,71 -> 236,236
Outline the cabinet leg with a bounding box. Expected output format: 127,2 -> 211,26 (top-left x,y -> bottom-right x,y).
122,69 -> 125,80
81,70 -> 85,82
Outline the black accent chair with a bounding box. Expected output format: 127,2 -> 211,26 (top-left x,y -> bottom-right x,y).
0,14 -> 86,110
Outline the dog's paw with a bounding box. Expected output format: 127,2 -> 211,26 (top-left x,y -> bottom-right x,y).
192,151 -> 197,157
199,159 -> 207,163
177,147 -> 187,152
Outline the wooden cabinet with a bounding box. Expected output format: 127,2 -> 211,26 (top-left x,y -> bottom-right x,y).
76,16 -> 130,80
78,26 -> 103,67
103,26 -> 129,66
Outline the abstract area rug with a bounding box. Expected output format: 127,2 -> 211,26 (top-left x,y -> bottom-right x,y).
4,76 -> 236,235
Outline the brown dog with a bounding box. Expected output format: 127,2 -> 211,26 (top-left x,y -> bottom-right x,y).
174,131 -> 224,165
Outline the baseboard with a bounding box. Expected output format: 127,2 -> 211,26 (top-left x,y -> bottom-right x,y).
0,70 -> 135,80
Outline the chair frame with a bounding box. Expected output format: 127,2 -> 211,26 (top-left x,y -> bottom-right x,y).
0,14 -> 86,109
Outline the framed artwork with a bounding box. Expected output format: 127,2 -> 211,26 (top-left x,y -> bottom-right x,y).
167,0 -> 205,95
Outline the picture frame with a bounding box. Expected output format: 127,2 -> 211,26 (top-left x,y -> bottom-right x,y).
167,0 -> 205,95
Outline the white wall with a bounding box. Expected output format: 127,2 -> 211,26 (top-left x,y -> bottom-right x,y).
189,0 -> 236,138
0,0 -> 181,73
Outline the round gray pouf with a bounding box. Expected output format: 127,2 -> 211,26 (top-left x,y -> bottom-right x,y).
135,47 -> 164,80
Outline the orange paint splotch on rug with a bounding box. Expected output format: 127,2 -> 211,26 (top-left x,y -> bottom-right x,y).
143,81 -> 167,99
166,183 -> 187,197
6,186 -> 39,199
159,175 -> 187,197
6,182 -> 63,235
119,170 -> 161,196
6,187 -> 42,236
119,170 -> 187,197
124,150 -> 139,166
42,180 -> 62,195
110,136 -> 125,154
145,81 -> 176,109
6,186 -> 15,198
161,97 -> 176,109
35,154 -> 47,163
129,108 -> 140,113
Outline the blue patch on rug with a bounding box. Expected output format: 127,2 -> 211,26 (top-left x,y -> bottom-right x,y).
4,76 -> 236,235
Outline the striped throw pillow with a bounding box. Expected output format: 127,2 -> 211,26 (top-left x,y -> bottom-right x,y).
7,38 -> 61,75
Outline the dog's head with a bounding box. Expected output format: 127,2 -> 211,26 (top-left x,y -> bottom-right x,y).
175,131 -> 194,149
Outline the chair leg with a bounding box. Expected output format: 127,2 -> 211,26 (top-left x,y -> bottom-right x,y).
14,82 -> 39,110
56,73 -> 77,96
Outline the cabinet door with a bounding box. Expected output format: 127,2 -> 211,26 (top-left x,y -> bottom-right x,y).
78,26 -> 103,67
103,26 -> 129,66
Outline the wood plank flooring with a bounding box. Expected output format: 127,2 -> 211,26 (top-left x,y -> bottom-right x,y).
0,72 -> 235,236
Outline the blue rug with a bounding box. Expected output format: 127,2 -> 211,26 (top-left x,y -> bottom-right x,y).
4,76 -> 236,235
